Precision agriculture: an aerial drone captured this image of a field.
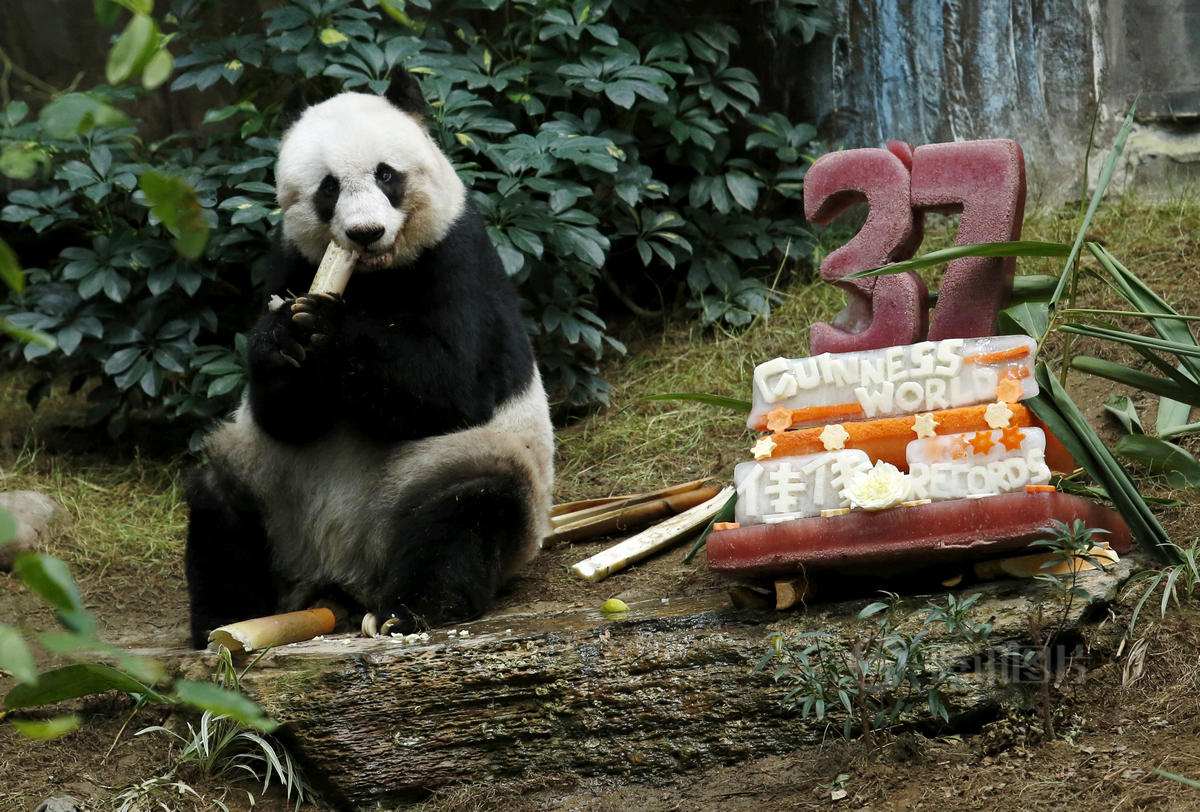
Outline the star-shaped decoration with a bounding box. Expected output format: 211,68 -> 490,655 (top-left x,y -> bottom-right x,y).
765,407 -> 794,434
968,430 -> 996,455
999,424 -> 1026,451
751,435 -> 778,460
819,423 -> 850,451
994,375 -> 1024,403
911,412 -> 939,439
984,401 -> 1014,429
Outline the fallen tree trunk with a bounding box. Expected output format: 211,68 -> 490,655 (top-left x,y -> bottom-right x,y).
210,561 -> 1132,810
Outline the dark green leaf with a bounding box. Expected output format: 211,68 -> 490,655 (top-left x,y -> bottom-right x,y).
1103,395 -> 1143,435
1116,434 -> 1200,488
1072,356 -> 1200,405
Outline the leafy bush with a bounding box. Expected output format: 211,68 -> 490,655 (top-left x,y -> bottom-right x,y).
0,0 -> 829,434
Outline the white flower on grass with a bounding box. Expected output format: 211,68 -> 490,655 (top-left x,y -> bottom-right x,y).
846,461 -> 912,511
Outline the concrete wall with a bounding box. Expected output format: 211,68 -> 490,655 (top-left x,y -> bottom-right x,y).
792,0 -> 1200,202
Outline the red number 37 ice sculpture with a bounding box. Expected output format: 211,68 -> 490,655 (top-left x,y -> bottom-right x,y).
804,139 -> 1026,355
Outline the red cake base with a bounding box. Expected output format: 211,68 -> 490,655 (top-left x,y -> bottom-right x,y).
707,492 -> 1132,578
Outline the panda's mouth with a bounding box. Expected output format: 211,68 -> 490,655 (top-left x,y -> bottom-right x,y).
355,245 -> 399,271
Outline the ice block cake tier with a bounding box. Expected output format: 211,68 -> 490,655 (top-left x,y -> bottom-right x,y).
706,491 -> 1131,578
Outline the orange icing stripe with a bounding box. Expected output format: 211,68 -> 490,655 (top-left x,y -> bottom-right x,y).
751,402 -> 865,431
768,403 -> 1037,471
964,346 -> 1031,365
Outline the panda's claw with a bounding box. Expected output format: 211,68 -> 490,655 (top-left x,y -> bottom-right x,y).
361,612 -> 379,637
310,333 -> 329,347
291,311 -> 316,329
279,351 -> 303,368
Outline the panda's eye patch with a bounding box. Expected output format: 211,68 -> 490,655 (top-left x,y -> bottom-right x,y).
314,174 -> 340,223
374,163 -> 405,207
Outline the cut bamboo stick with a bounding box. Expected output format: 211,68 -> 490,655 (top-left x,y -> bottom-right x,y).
208,608 -> 336,653
774,576 -> 815,610
570,486 -> 734,583
309,241 -> 360,295
545,485 -> 722,549
550,477 -> 715,530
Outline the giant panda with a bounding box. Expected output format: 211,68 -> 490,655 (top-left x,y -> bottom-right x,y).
184,69 -> 555,648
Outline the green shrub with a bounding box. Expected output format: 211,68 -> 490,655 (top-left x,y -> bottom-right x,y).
0,0 -> 829,435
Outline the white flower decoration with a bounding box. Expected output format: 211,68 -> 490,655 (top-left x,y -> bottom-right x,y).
846,461 -> 912,511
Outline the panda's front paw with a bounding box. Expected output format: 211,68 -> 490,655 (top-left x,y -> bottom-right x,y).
266,293 -> 343,368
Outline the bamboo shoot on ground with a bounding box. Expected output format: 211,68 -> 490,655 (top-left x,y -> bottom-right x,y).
570,486 -> 734,583
209,608 -> 336,653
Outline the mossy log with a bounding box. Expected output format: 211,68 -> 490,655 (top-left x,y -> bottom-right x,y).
216,560 -> 1133,810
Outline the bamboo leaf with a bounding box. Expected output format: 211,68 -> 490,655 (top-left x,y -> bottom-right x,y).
1086,242 -> 1200,381
642,392 -> 752,413
1157,393 -> 1194,437
998,300 -> 1049,339
1071,356 -> 1200,405
1058,324 -> 1200,359
1028,363 -> 1172,559
1103,395 -> 1143,435
847,241 -> 1071,279
1116,435 -> 1200,488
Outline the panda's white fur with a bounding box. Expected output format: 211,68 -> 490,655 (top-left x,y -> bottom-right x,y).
184,73 -> 554,646
201,373 -> 554,616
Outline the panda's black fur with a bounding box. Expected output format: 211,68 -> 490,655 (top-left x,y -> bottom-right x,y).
184,70 -> 554,648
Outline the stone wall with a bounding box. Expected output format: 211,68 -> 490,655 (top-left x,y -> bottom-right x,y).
790,0 -> 1200,201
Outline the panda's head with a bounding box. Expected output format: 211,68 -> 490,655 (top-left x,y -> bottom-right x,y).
275,71 -> 466,271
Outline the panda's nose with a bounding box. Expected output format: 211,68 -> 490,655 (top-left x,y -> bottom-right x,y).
346,226 -> 385,249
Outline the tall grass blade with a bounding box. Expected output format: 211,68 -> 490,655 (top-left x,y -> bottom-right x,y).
1086,242 -> 1200,380
847,241 -> 1070,279
1071,356 -> 1200,404
1050,104 -> 1136,309
1058,325 -> 1200,359
642,392 -> 752,412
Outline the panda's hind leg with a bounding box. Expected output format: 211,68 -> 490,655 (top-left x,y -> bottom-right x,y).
374,472 -> 534,632
184,463 -> 279,648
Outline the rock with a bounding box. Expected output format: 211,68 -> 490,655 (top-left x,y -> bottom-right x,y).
0,490 -> 68,571
34,797 -> 83,812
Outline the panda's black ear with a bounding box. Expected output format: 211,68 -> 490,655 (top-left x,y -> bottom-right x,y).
384,66 -> 429,120
279,78 -> 344,130
280,85 -> 316,130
